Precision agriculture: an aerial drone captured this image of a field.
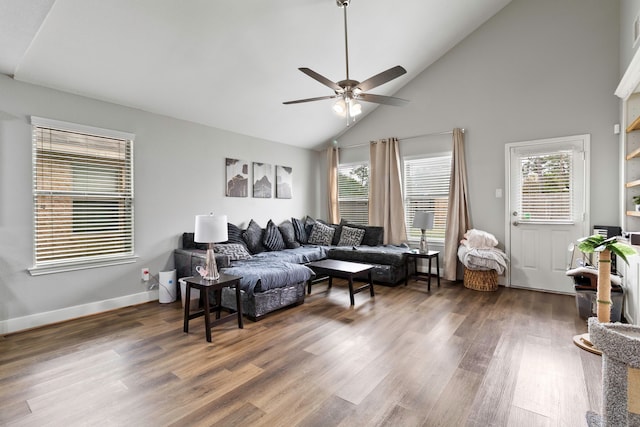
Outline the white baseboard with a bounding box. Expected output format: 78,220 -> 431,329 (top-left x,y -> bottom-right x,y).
0,290 -> 159,335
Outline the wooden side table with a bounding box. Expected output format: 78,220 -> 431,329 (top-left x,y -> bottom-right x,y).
182,274 -> 243,342
405,250 -> 440,291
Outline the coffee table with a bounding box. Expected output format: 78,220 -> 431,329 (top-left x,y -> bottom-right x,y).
306,259 -> 374,305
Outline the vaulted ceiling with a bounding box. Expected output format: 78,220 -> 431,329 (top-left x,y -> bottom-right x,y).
0,0 -> 512,149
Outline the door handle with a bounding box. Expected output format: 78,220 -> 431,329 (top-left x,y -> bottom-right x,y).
513,221 -> 519,227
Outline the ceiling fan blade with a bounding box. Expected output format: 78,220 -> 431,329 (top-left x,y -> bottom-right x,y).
358,93 -> 409,106
356,66 -> 407,92
283,95 -> 339,105
299,68 -> 342,92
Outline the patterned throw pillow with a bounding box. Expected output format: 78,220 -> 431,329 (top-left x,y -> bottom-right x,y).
214,243 -> 252,260
263,220 -> 286,251
292,217 -> 308,244
307,222 -> 335,246
337,226 -> 365,247
279,220 -> 301,249
242,219 -> 267,254
226,223 -> 247,248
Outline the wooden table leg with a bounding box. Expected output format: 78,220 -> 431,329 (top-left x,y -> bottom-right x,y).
368,271 -> 375,297
347,274 -> 355,306
428,257 -> 432,292
183,283 -> 191,333
436,255 -> 441,288
235,284 -> 244,329
202,287 -> 212,343
405,257 -> 409,286
328,276 -> 333,290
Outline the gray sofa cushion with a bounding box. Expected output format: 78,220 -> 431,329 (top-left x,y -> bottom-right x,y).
243,219 -> 267,254
308,222 -> 335,246
214,243 -> 252,260
292,217 -> 308,244
337,226 -> 365,246
226,223 -> 247,248
279,220 -> 301,249
328,245 -> 409,267
263,220 -> 286,251
339,221 -> 384,246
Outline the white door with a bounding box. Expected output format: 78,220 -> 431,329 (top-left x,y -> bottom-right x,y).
506,135 -> 590,293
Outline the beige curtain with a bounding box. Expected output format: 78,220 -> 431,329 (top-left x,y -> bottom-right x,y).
327,146 -> 340,224
444,128 -> 471,281
369,138 -> 407,244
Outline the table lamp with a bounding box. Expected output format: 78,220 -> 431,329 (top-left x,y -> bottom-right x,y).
412,211 -> 434,254
194,213 -> 228,281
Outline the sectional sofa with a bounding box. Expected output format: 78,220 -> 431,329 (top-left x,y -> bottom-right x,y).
174,217 -> 412,320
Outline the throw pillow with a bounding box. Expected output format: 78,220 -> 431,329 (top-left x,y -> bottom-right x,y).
242,219 -> 267,254
339,220 -> 384,246
214,243 -> 252,260
307,222 -> 335,246
304,216 -> 316,239
263,220 -> 286,251
337,226 -> 365,246
279,220 -> 301,249
292,217 -> 308,244
182,232 -> 208,250
226,223 -> 247,248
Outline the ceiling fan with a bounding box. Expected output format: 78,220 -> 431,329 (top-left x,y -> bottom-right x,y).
283,0 -> 409,123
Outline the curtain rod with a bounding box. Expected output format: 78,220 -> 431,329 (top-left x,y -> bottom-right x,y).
337,128 -> 465,150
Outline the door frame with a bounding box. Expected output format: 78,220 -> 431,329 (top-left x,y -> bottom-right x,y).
504,134 -> 591,290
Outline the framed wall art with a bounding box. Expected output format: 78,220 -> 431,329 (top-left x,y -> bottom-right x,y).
276,165 -> 293,199
252,162 -> 273,198
225,158 -> 249,197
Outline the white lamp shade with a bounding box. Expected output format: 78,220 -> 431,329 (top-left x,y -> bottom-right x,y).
412,211 -> 434,230
194,214 -> 228,243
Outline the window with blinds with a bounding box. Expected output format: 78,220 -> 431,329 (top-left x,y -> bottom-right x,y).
404,154 -> 452,242
517,150 -> 572,222
338,162 -> 369,225
30,117 -> 135,274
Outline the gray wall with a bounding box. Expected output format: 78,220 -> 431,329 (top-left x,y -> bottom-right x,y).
333,0 -> 620,246
621,0 -> 640,72
0,75 -> 321,331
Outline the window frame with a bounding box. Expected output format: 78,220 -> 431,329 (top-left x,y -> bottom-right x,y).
337,161 -> 370,225
403,152 -> 452,244
29,116 -> 137,276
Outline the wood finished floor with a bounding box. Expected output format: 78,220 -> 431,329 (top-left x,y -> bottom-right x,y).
1,279 -> 601,426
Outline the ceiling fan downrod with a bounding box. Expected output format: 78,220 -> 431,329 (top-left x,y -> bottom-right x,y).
337,0 -> 350,81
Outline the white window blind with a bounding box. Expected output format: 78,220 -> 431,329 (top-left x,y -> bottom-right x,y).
31,117 -> 135,274
517,150 -> 573,222
404,154 -> 452,242
338,163 -> 369,225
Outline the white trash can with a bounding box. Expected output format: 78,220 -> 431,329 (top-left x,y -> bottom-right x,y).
158,270 -> 177,303
179,278 -> 200,311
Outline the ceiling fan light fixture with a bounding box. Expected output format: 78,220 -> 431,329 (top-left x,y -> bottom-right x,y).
333,98 -> 346,115
349,99 -> 362,116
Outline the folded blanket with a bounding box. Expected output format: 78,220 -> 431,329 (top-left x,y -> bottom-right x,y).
458,245 -> 508,275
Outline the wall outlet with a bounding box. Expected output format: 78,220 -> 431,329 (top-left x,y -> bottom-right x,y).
141,268 -> 150,281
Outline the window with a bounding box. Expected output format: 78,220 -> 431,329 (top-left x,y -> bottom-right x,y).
517,150 -> 573,222
30,117 -> 135,275
404,154 -> 452,242
338,162 -> 369,225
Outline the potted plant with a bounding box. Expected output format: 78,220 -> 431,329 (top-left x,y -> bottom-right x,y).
633,195 -> 640,211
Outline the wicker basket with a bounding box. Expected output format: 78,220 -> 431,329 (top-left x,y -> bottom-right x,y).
463,268 -> 498,291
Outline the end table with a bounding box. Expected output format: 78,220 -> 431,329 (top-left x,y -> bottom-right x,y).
405,250 -> 440,291
182,273 -> 243,342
